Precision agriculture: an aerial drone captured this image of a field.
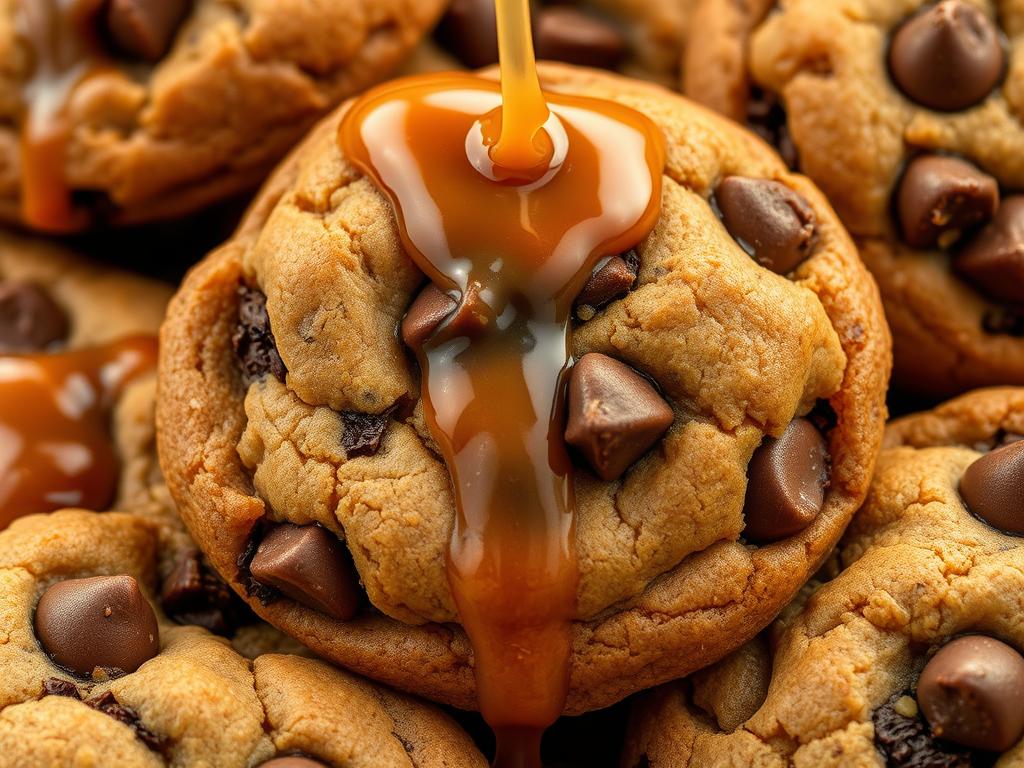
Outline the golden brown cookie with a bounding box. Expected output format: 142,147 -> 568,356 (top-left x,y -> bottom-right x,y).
625,387 -> 1024,767
685,0 -> 1024,397
0,509 -> 486,768
158,63 -> 890,713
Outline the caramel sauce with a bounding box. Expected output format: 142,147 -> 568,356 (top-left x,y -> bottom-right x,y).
17,0 -> 108,232
0,336 -> 157,529
341,2 -> 664,764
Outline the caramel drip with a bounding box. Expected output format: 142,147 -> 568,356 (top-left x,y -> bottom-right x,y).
0,336 -> 157,529
18,0 -> 107,232
340,2 -> 664,764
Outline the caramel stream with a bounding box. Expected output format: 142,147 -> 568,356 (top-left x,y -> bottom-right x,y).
341,2 -> 663,764
0,336 -> 157,529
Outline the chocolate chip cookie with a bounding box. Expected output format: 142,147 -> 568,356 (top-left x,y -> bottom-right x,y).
0,509 -> 486,767
160,63 -> 891,713
685,0 -> 1024,397
625,386 -> 1024,766
1,0 -> 447,233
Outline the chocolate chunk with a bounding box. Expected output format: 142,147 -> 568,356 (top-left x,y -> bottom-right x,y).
889,1 -> 1005,112
742,418 -> 829,543
105,0 -> 191,62
897,156 -> 999,249
434,0 -> 500,67
86,690 -> 166,752
564,353 -> 673,482
401,284 -> 458,349
716,177 -> 817,274
260,758 -> 329,768
959,440 -> 1024,534
341,411 -> 390,458
535,7 -> 627,71
0,281 -> 70,353
918,636 -> 1024,751
873,691 -> 974,768
983,306 -> 1024,337
34,575 -> 159,677
746,87 -> 799,171
160,550 -> 252,636
233,284 -> 287,383
955,196 -> 1024,304
576,254 -> 638,311
249,524 -> 361,621
41,678 -> 81,700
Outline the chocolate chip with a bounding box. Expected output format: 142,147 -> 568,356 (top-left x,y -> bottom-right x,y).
160,551 -> 253,636
434,0 -> 500,67
535,7 -> 627,71
260,758 -> 329,768
249,524 -> 361,621
889,1 -> 1005,112
742,418 -> 829,543
955,196 -> 1024,305
716,177 -> 817,274
959,440 -> 1024,534
983,306 -> 1024,337
896,156 -> 999,249
873,691 -> 974,768
41,678 -> 80,700
34,575 -> 159,678
918,636 -> 1024,751
564,353 -> 673,482
233,284 -> 287,383
746,87 -> 799,171
86,690 -> 166,752
0,281 -> 70,353
576,253 -> 638,312
401,284 -> 458,349
341,411 -> 390,458
105,0 -> 191,62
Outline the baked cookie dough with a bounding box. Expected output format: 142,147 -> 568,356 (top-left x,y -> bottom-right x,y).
1,0 -> 447,232
685,0 -> 1024,397
0,508 -> 485,768
625,386 -> 1024,767
159,63 -> 890,713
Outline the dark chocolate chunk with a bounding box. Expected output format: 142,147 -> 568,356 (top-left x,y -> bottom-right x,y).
716,177 -> 817,274
564,353 -> 674,482
873,691 -> 974,768
983,306 -> 1024,337
41,677 -> 81,700
341,411 -> 390,458
34,575 -> 159,677
249,524 -> 361,621
535,7 -> 627,71
896,156 -> 999,249
576,253 -> 638,311
889,1 -> 1005,112
233,284 -> 287,383
160,550 -> 252,636
86,690 -> 166,752
0,281 -> 70,353
105,0 -> 191,62
746,87 -> 799,171
918,636 -> 1024,751
955,196 -> 1024,304
260,757 -> 329,768
401,284 -> 458,349
959,440 -> 1024,534
434,0 -> 500,67
742,418 -> 829,543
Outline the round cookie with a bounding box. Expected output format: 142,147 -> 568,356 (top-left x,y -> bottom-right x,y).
1,0 -> 447,232
0,509 -> 486,768
624,386 -> 1024,767
685,0 -> 1024,397
159,63 -> 890,713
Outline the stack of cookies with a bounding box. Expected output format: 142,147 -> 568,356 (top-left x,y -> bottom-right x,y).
0,1 -> 1020,766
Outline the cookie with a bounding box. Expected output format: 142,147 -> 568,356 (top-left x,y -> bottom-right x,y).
435,0 -> 694,87
1,0 -> 447,233
0,508 -> 485,768
685,0 -> 1024,397
624,386 -> 1024,766
158,63 -> 890,713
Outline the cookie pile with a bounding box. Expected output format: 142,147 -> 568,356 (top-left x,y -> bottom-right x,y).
0,0 -> 1021,766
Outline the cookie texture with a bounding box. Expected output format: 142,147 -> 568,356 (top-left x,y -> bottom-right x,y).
158,63 -> 890,713
0,509 -> 485,768
624,387 -> 1024,767
0,0 -> 446,230
685,0 -> 1024,396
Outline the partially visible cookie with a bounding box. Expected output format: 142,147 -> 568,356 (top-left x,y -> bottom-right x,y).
0,509 -> 486,768
625,387 -> 1024,766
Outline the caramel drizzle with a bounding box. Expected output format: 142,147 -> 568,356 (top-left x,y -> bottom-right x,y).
0,336 -> 157,529
340,2 -> 664,764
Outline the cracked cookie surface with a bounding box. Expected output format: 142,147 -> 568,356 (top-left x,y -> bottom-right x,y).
158,63 -> 890,713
